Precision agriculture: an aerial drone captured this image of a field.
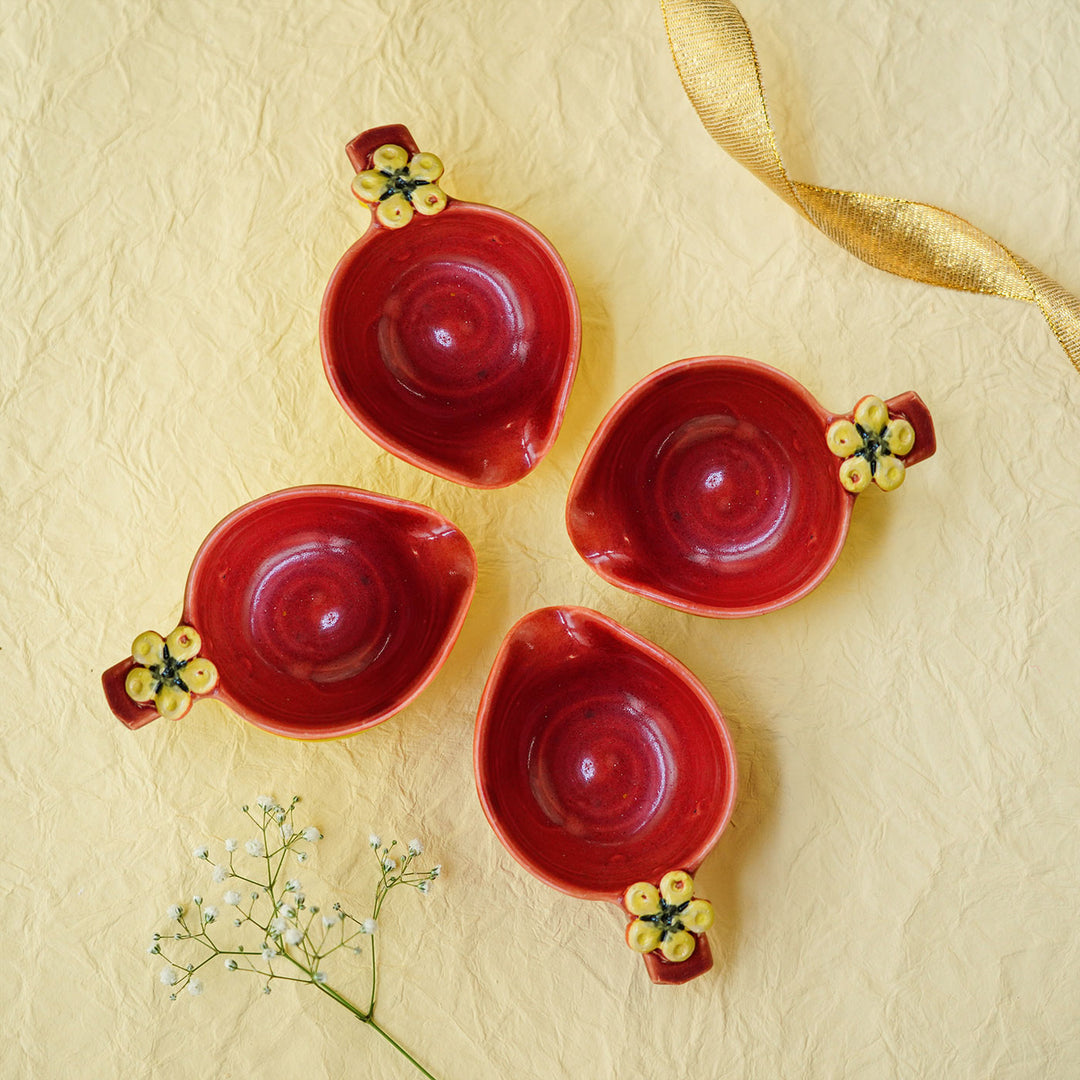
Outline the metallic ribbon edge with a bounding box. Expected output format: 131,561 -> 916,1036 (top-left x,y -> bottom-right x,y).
660,0 -> 1080,373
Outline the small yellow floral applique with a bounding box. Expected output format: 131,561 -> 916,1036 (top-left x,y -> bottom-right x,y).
623,870 -> 715,963
351,144 -> 448,229
826,395 -> 916,494
124,625 -> 218,721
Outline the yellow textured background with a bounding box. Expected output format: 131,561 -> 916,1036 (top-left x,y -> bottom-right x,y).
3,1 -> 1079,1076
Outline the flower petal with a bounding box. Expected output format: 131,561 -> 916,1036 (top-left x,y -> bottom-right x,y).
626,919 -> 662,953
853,395 -> 889,436
623,882 -> 662,917
660,929 -> 696,962
838,455 -> 872,494
884,417 -> 915,457
408,152 -> 444,182
681,899 -> 715,934
155,685 -> 192,721
166,625 -> 201,662
376,192 -> 414,229
125,666 -> 157,703
825,419 -> 864,459
371,144 -> 408,172
411,183 -> 447,216
352,169 -> 390,204
659,870 -> 694,905
182,657 -> 219,695
132,630 -> 165,667
874,454 -> 906,492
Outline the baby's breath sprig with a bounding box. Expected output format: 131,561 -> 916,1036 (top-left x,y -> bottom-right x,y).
151,796 -> 442,1080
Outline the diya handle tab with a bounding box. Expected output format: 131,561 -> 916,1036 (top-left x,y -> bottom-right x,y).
623,870 -> 716,985
345,124 -> 449,230
825,391 -> 936,494
102,623 -> 219,730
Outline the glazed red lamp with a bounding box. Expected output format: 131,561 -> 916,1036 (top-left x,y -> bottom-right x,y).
320,125 -> 581,488
475,606 -> 737,984
102,486 -> 476,739
567,356 -> 936,617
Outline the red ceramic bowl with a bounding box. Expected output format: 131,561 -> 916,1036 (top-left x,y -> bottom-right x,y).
475,606 -> 737,984
102,486 -> 476,739
566,357 -> 936,617
321,125 -> 581,488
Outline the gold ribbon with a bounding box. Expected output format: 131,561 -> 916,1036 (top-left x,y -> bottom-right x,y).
660,0 -> 1080,373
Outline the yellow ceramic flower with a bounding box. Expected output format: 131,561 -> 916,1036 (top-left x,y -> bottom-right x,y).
124,625 -> 218,721
826,395 -> 916,494
350,144 -> 448,229
622,870 -> 715,963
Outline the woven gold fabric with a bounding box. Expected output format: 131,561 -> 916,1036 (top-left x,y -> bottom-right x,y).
661,0 -> 1080,372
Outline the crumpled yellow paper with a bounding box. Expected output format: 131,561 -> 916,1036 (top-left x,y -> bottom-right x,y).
2,0 -> 1079,1077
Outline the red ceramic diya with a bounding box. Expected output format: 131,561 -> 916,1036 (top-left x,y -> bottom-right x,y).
102,486 -> 476,739
320,124 -> 581,488
474,606 -> 737,984
566,356 -> 936,618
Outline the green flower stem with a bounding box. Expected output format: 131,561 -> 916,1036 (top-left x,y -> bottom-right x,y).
313,982 -> 439,1080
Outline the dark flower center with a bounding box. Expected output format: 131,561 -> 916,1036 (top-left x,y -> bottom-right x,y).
377,167 -> 432,204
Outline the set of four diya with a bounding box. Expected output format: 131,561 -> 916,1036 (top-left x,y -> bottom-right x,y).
103,124 -> 935,984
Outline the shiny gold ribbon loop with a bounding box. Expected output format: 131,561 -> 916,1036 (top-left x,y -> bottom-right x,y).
660,0 -> 1080,373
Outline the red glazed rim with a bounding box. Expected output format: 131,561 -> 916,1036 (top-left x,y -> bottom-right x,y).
567,356 -> 858,618
473,605 -> 738,903
320,198 -> 582,489
182,485 -> 477,739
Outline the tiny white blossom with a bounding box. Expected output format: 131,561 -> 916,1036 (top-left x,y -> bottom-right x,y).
270,917 -> 288,936
368,833 -> 382,849
277,903 -> 295,919
187,979 -> 204,996
280,822 -> 293,840
302,827 -> 322,842
362,918 -> 377,935
203,906 -> 219,923
284,928 -> 303,946
192,845 -> 209,860
296,852 -> 308,864
224,958 -> 238,971
223,890 -> 241,906
256,795 -> 274,810
192,895 -> 202,905
211,864 -> 229,883
261,946 -> 277,961
408,838 -> 422,856
224,838 -> 238,852
284,879 -> 301,893
167,905 -> 183,920
432,865 -> 442,878
314,971 -> 327,984
160,967 -> 177,985
244,839 -> 264,858
382,857 -> 396,871
321,915 -> 338,928
418,880 -> 430,894
147,943 -> 160,954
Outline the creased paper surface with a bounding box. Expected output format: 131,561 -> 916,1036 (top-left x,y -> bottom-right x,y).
2,0 -> 1079,1076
